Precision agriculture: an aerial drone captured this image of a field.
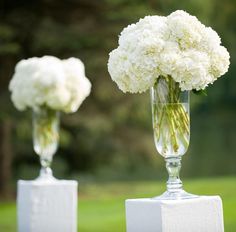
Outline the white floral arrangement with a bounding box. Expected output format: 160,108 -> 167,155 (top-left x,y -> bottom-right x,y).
108,10 -> 230,93
9,56 -> 91,113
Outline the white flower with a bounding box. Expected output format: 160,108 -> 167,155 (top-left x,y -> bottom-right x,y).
167,10 -> 205,49
9,56 -> 91,113
172,50 -> 212,90
108,16 -> 167,93
62,58 -> 91,112
108,10 -> 230,92
210,46 -> 230,78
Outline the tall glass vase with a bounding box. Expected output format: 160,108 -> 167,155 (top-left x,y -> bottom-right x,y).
33,106 -> 59,180
151,76 -> 196,200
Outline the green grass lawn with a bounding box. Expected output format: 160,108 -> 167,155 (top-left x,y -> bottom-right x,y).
0,176 -> 235,231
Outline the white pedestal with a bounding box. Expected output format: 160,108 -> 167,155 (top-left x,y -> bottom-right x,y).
126,196 -> 224,232
17,179 -> 78,232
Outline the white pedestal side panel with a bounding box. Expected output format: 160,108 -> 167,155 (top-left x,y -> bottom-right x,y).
17,179 -> 78,232
126,196 -> 224,232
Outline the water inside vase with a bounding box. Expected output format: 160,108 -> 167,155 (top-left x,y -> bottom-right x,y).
33,108 -> 59,161
152,102 -> 190,158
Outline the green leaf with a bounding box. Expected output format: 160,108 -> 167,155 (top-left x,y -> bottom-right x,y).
192,89 -> 208,96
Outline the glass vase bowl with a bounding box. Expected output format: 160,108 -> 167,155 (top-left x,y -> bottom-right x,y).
33,106 -> 59,180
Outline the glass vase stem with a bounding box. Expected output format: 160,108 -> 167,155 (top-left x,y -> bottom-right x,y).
166,157 -> 183,193
39,156 -> 53,179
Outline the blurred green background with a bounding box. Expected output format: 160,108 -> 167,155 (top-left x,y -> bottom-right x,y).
0,0 -> 236,231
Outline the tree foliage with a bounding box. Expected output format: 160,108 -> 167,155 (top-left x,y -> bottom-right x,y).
0,0 -> 235,190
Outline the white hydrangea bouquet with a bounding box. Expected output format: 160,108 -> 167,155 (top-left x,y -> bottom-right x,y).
9,56 -> 91,179
108,10 -> 230,199
108,10 -> 229,93
9,56 -> 91,113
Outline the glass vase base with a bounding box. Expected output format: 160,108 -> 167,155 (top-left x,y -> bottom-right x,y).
152,189 -> 198,200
